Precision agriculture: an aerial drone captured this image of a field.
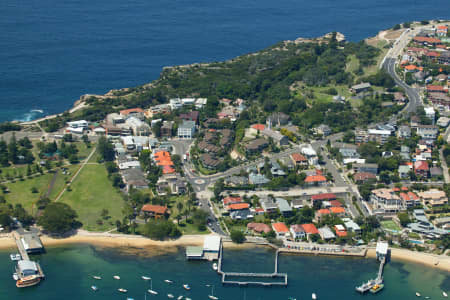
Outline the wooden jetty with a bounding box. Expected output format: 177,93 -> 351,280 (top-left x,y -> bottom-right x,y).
356,242 -> 388,294
217,244 -> 288,287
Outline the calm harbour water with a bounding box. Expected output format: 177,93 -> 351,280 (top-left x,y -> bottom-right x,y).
0,245 -> 448,300
1,0 -> 450,121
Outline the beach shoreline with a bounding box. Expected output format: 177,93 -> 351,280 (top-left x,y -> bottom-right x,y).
1,233 -> 449,271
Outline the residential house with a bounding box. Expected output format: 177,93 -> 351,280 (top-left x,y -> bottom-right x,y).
437,25 -> 448,36
226,203 -> 250,212
160,121 -> 173,138
195,98 -> 207,109
418,189 -> 449,207
354,172 -> 376,183
291,153 -> 308,166
424,107 -> 435,124
398,165 -> 411,179
427,85 -> 447,94
260,198 -> 278,213
414,161 -> 429,177
245,138 -> 269,152
399,192 -> 420,208
224,176 -> 249,187
430,166 -> 443,178
400,146 -> 410,160
275,198 -> 292,217
437,51 -> 450,65
222,196 -> 242,206
121,168 -> 149,192
119,108 -> 144,120
334,224 -> 347,237
329,206 -> 346,218
437,117 -> 450,127
413,36 -> 441,46
290,199 -> 304,209
318,226 -> 335,240
180,111 -> 199,124
315,124 -> 331,136
169,98 -> 183,110
351,82 -> 371,94
315,209 -> 331,223
370,188 -> 403,214
178,120 -> 196,139
304,175 -> 327,186
311,193 -> 336,204
247,223 -> 271,234
338,144 -> 359,159
290,225 -> 306,240
343,218 -> 361,234
141,204 -> 168,219
249,173 -> 270,185
301,146 -> 318,165
354,163 -> 378,175
397,125 -> 411,139
301,223 -> 319,240
124,117 -> 151,136
200,153 -> 221,169
261,128 -> 289,146
272,222 -> 290,239
367,129 -> 391,144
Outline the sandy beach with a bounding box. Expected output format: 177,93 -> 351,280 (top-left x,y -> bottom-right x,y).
1,233 -> 449,271
367,248 -> 450,272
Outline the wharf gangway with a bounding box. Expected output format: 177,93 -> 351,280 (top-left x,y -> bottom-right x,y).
217,245 -> 287,287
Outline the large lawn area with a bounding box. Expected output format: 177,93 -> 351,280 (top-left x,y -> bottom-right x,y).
380,220 -> 402,232
59,164 -> 125,231
3,173 -> 54,213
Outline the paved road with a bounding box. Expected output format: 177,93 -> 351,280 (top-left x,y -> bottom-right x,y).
383,57 -> 422,115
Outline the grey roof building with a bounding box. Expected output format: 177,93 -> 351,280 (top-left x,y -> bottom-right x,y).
261,128 -> 289,146
275,198 -> 292,216
318,226 -> 336,240
249,173 -> 270,185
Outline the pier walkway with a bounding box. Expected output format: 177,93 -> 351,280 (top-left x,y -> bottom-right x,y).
13,232 -> 30,261
356,242 -> 388,294
217,245 -> 288,286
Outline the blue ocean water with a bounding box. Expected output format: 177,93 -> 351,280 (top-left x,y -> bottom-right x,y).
0,245 -> 448,300
1,0 -> 449,121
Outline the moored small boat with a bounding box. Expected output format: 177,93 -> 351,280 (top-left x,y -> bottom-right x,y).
114,275 -> 121,280
148,289 -> 158,295
91,285 -> 98,291
16,275 -> 41,288
142,276 -> 151,280
127,298 -> 135,300
165,279 -> 173,283
177,296 -> 183,300
93,275 -> 102,280
118,288 -> 127,293
10,254 -> 21,261
212,263 -> 218,271
183,284 -> 191,290
208,296 -> 219,300
168,294 -> 174,298
416,292 -> 421,297
312,292 -> 317,299
444,291 -> 448,298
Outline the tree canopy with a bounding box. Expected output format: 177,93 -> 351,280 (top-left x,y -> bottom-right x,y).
38,202 -> 80,235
